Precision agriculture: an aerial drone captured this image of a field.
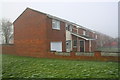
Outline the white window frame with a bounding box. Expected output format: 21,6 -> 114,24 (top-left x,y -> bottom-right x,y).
96,35 -> 98,39
50,42 -> 62,52
66,23 -> 72,31
83,30 -> 86,35
52,19 -> 60,30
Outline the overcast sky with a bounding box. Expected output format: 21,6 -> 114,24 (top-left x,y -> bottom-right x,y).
0,0 -> 119,38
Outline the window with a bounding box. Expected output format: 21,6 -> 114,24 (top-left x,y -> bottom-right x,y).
66,24 -> 72,31
73,40 -> 77,47
83,30 -> 86,35
50,42 -> 62,52
52,19 -> 60,30
96,35 -> 98,39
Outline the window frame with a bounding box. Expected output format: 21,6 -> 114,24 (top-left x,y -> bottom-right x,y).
83,30 -> 86,35
73,40 -> 77,47
50,41 -> 62,52
96,35 -> 98,39
66,23 -> 72,31
52,19 -> 60,30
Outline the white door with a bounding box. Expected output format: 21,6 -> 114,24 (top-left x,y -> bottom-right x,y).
50,42 -> 62,52
66,40 -> 71,52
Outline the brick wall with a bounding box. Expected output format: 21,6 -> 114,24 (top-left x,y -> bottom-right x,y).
2,45 -> 15,54
5,8 -> 67,57
13,8 -> 48,57
46,51 -> 119,62
46,17 -> 66,52
2,45 -> 119,62
78,28 -> 83,35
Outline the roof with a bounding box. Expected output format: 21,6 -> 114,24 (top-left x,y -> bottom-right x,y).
47,14 -> 95,32
71,32 -> 95,40
14,7 -> 95,33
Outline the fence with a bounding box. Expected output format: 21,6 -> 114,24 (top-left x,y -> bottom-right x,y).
1,44 -> 120,62
53,52 -> 94,56
76,52 -> 94,56
54,52 -> 70,56
54,51 -> 119,57
101,52 -> 120,56
48,51 -> 119,62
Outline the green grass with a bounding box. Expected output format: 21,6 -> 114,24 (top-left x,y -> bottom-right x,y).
2,54 -> 120,78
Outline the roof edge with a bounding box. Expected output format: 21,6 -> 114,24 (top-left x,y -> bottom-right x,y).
13,8 -> 28,24
71,32 -> 96,40
13,7 -> 96,34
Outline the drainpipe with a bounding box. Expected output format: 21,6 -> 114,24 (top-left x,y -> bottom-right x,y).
77,37 -> 78,52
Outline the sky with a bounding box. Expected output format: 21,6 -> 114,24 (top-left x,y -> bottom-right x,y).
0,0 -> 119,38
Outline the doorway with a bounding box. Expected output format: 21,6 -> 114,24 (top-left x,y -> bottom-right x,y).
80,40 -> 85,52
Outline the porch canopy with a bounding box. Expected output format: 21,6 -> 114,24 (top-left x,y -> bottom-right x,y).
71,33 -> 95,40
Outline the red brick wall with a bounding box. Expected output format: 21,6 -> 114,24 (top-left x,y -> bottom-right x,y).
89,32 -> 93,38
72,26 -> 77,33
2,45 -> 15,54
85,40 -> 89,52
2,45 -> 119,62
13,8 -> 48,57
46,17 -> 66,52
78,28 -> 82,35
89,31 -> 96,39
78,28 -> 85,35
45,52 -> 119,62
91,40 -> 97,52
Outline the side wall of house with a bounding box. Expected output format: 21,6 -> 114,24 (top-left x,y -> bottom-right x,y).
46,17 -> 66,52
85,40 -> 89,52
13,9 -> 48,57
91,40 -> 97,52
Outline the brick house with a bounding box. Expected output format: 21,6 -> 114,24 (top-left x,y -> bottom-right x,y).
13,8 -> 98,56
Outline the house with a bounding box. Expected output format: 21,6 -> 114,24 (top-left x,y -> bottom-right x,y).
12,8 -> 98,57
95,32 -> 114,48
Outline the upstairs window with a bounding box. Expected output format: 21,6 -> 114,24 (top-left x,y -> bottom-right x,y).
66,24 -> 72,31
83,30 -> 86,35
52,19 -> 60,30
96,35 -> 98,39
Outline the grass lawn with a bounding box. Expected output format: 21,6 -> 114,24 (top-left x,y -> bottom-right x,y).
2,54 -> 120,79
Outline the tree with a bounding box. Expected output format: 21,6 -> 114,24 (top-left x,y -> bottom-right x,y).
0,19 -> 13,44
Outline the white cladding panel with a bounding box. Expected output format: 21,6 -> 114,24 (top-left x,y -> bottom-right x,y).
66,30 -> 72,40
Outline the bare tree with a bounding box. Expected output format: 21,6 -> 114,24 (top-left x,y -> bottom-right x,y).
0,19 -> 13,44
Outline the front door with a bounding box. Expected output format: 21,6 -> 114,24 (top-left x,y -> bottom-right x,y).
66,40 -> 71,52
80,41 -> 85,52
